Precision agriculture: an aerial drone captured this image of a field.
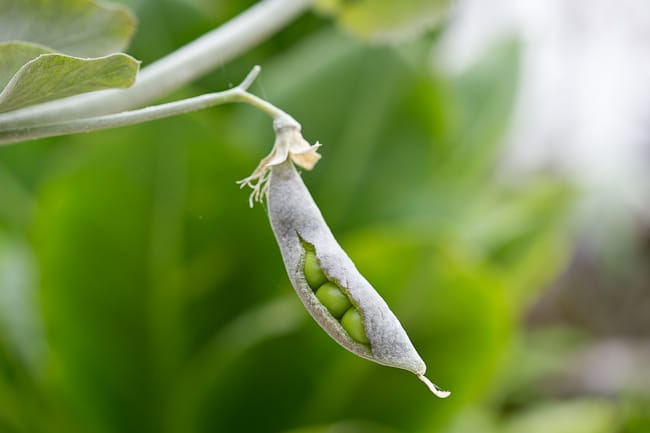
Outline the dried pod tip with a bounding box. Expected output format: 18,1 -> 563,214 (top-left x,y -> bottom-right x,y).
417,374 -> 451,398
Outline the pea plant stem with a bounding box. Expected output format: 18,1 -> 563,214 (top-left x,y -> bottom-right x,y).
0,0 -> 315,131
0,66 -> 298,146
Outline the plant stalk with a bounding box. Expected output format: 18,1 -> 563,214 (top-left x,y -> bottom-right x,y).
0,67 -> 298,146
0,0 -> 315,130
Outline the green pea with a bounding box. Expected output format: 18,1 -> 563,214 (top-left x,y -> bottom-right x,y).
341,308 -> 369,344
315,282 -> 352,319
304,250 -> 327,290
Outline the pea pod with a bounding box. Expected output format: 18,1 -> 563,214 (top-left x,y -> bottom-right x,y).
267,158 -> 449,398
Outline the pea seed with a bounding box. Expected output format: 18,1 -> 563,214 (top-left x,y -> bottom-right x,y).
304,250 -> 327,290
315,282 -> 352,319
341,308 -> 369,344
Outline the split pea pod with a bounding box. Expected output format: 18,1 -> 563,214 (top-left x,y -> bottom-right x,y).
267,159 -> 449,398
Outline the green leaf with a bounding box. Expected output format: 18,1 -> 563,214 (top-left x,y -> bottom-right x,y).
457,180 -> 574,302
441,38 -> 521,183
0,47 -> 139,113
0,1 -> 138,114
0,42 -> 50,90
29,116 -> 280,433
318,0 -> 452,42
33,138 -> 161,433
0,0 -> 136,57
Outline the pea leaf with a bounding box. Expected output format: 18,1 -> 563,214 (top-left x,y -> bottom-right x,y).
0,43 -> 139,113
0,1 -> 138,114
0,42 -> 51,88
0,0 -> 136,57
317,0 -> 452,42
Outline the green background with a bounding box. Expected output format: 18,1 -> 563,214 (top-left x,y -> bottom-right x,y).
0,1 -> 647,432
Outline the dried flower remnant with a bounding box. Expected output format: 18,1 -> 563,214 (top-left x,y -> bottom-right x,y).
237,117 -> 321,207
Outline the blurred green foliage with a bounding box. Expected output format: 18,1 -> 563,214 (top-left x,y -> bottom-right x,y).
0,1 -> 621,433
314,0 -> 451,42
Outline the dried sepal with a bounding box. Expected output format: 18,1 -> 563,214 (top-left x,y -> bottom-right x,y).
237,121 -> 321,207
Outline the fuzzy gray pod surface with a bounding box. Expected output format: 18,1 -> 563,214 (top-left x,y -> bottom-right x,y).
267,160 -> 426,374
